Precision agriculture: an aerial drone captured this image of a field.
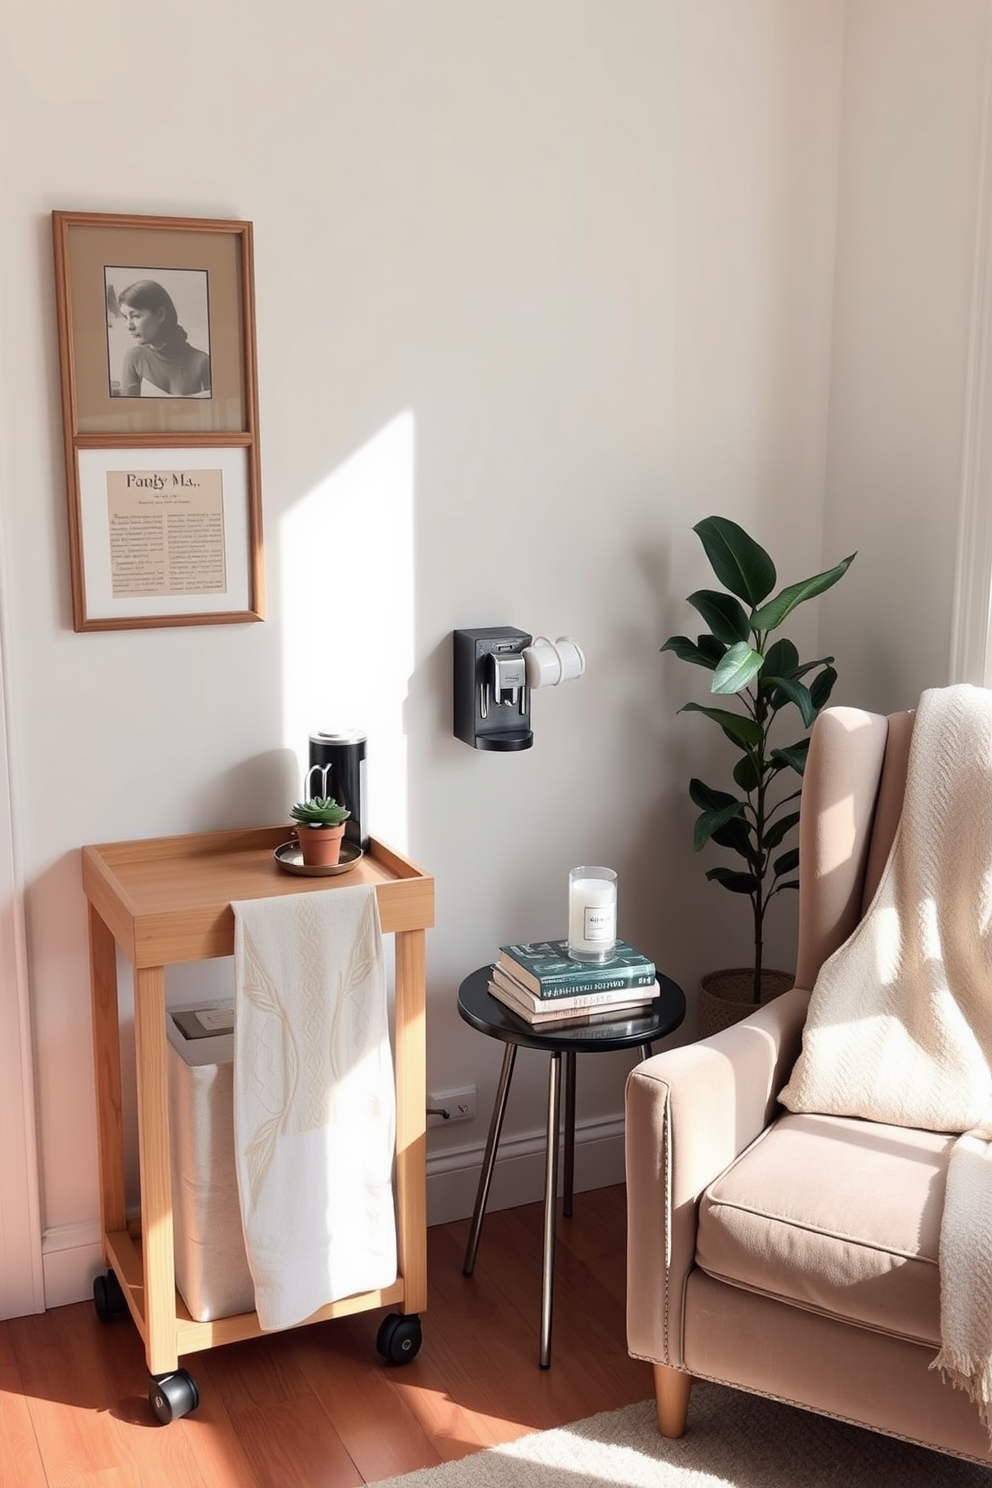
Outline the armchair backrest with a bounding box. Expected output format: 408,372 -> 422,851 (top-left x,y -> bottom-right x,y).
794,705 -> 915,992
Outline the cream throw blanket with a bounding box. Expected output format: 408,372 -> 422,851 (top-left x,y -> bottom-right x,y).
231,885 -> 397,1331
780,684 -> 992,1432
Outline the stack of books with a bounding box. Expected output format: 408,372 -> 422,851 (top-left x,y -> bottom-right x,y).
489,938 -> 658,1028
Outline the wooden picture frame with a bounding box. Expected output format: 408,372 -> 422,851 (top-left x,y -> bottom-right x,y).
52,211 -> 264,630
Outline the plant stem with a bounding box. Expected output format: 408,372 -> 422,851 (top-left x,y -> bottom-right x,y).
750,670 -> 767,1004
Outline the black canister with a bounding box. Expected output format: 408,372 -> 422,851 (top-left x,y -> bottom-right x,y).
308,731 -> 368,851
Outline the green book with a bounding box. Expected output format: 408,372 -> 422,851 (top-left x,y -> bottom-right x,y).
496,938 -> 656,999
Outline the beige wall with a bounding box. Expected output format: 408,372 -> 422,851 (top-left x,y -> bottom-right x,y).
0,0 -> 984,1312
822,0 -> 990,712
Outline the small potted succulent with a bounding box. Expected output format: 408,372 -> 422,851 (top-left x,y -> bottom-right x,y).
290,795 -> 351,867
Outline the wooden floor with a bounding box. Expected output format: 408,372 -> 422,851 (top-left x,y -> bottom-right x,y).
0,1184 -> 654,1488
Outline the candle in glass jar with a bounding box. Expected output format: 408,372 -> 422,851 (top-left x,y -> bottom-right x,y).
567,866 -> 617,963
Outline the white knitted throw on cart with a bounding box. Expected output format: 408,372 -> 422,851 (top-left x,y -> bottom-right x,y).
231,884 -> 396,1331
780,684 -> 992,1435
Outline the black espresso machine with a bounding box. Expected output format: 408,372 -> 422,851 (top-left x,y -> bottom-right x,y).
307,730 -> 368,852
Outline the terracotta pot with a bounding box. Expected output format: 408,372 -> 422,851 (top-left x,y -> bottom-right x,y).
698,967 -> 795,1038
295,822 -> 346,867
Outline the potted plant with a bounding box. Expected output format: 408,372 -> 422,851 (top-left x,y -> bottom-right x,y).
661,515 -> 856,1033
290,795 -> 351,867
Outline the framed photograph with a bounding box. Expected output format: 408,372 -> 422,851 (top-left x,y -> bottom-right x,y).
104,265 -> 211,404
52,211 -> 263,629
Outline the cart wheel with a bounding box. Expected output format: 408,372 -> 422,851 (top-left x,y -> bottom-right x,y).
376,1312 -> 422,1365
93,1269 -> 127,1322
148,1369 -> 200,1425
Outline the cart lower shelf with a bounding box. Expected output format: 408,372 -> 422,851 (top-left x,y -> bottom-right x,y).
93,1230 -> 423,1423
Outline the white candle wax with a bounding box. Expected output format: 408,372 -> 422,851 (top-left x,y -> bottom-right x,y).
568,874 -> 617,956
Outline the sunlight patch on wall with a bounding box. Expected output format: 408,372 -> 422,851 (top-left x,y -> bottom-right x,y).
281,413 -> 415,849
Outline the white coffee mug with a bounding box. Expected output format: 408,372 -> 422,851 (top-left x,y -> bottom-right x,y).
523,635 -> 585,689
554,636 -> 585,683
523,636 -> 563,688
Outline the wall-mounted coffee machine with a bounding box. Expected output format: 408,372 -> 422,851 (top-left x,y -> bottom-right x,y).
452,627 -> 585,751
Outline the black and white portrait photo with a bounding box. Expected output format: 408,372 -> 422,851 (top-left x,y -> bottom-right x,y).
105,266 -> 211,399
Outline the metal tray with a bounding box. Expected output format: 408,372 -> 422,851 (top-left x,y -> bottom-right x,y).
273,839 -> 363,877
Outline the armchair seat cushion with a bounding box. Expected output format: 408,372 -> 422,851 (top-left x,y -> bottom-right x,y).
696,1111 -> 953,1347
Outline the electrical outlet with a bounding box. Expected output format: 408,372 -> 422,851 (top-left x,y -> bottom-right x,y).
428,1084 -> 477,1123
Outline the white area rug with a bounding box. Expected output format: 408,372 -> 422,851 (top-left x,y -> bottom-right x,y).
369,1382 -> 991,1487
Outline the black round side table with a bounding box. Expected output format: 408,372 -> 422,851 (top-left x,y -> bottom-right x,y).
456,965 -> 686,1367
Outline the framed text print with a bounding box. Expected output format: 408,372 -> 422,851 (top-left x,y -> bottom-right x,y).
52,211 -> 264,630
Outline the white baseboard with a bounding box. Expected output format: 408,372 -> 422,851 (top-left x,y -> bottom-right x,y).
425,1113 -> 626,1226
40,1117 -> 627,1309
42,1219 -> 104,1310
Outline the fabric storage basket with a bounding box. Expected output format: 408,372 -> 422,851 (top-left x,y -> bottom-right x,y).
166,1005 -> 255,1321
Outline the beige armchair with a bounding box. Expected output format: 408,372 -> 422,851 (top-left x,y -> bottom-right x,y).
625,704 -> 992,1464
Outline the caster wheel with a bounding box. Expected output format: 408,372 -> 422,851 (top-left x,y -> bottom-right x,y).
148,1369 -> 200,1425
376,1312 -> 422,1365
93,1269 -> 127,1322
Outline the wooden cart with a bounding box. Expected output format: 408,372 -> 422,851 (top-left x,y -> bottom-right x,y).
81,826 -> 434,1423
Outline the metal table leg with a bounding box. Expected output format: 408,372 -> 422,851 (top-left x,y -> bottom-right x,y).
562,1050 -> 576,1219
540,1051 -> 562,1368
463,1043 -> 517,1275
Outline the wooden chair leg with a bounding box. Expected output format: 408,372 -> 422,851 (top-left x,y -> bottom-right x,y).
654,1363 -> 692,1438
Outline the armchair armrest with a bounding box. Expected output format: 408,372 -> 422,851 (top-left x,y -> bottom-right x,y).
625,985 -> 810,1368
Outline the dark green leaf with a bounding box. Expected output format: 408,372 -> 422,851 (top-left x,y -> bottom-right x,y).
760,679 -> 794,713
705,866 -> 757,894
688,778 -> 739,812
681,702 -> 764,748
686,589 -> 751,646
712,642 -> 763,695
762,675 -> 816,727
749,552 -> 856,633
764,811 -> 800,849
775,879 -> 800,893
732,753 -> 762,792
792,654 -> 835,680
711,816 -> 754,857
771,740 -> 809,775
697,634 -> 727,665
773,848 -> 800,876
688,780 -> 752,857
762,637 -> 800,679
694,516 -> 777,607
693,802 -> 745,851
660,635 -> 720,671
771,658 -> 837,716
809,665 -> 838,712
